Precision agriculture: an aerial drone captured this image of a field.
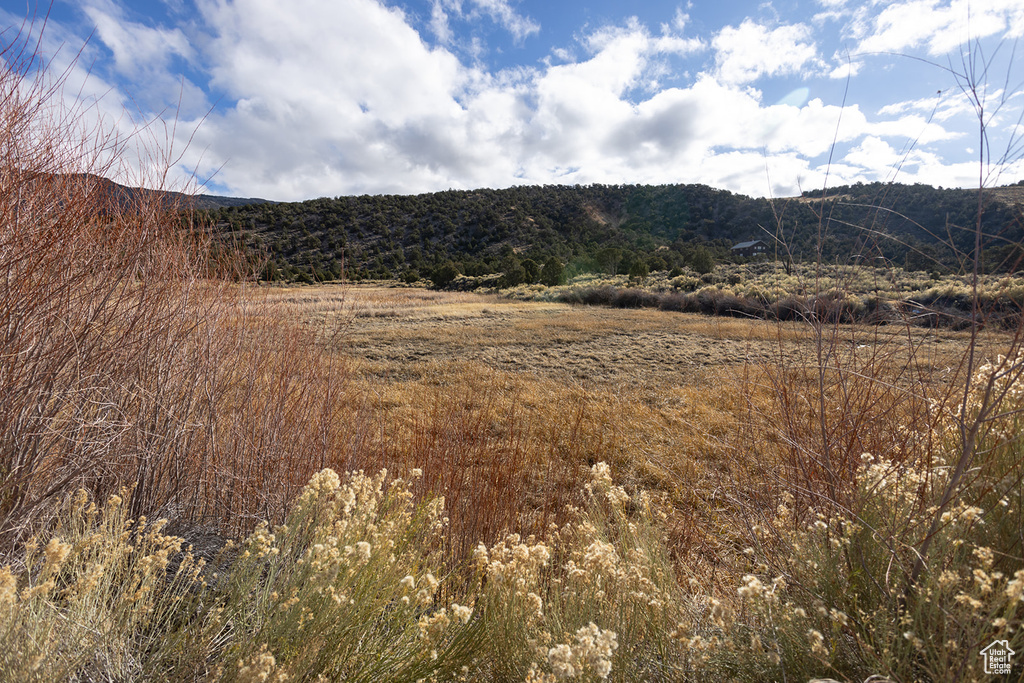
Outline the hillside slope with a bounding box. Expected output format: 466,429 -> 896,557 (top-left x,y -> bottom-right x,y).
205,181 -> 1024,283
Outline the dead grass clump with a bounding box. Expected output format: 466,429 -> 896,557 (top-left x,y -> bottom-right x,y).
368,374 -> 583,562
609,288 -> 661,309
745,328 -> 946,518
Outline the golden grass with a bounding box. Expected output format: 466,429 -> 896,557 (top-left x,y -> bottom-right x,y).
246,286 -> 980,569
257,283 -> 531,320
256,285 -> 1018,593
6,241 -> 1021,682
6,21 -> 1024,678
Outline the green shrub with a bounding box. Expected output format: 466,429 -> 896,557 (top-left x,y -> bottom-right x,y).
628,260 -> 649,282
540,257 -> 566,286
690,247 -> 715,275
522,259 -> 541,284
431,262 -> 460,289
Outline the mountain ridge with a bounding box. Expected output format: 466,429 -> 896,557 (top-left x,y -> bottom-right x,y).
202,180 -> 1024,283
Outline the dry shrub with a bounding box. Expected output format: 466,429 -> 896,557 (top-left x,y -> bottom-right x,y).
356,371 -> 583,562
0,26 -> 223,546
0,22 -> 582,560
0,22 -> 364,545
724,333 -> 1024,680
719,118 -> 1024,679
610,288 -> 660,308
747,326 -> 946,513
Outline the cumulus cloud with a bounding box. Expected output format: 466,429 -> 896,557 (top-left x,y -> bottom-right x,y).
177,7 -> 719,198
180,0 -> 478,196
168,3 -> 984,199
853,0 -> 1024,56
840,134 -> 1024,187
13,0 -> 1016,200
712,19 -> 822,84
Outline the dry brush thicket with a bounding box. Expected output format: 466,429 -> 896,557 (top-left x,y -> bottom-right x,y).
502,265 -> 1024,329
1,24 -> 1024,683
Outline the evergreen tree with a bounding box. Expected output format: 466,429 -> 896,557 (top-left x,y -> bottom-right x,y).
430,262 -> 460,289
521,258 -> 540,284
540,257 -> 565,286
628,260 -> 649,281
690,246 -> 715,275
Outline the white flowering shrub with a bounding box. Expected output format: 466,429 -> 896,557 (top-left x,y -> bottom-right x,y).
0,471 -> 486,682
6,441 -> 1015,683
0,489 -> 207,681
208,468 -> 481,682
730,380 -> 1024,683
469,461 -> 693,681
0,463 -> 696,681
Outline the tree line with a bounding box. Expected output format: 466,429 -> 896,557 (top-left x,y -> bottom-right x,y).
204,181 -> 1024,285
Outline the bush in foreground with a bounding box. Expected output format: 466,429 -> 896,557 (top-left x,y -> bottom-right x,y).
0,465 -> 686,681
3,435 -> 1022,681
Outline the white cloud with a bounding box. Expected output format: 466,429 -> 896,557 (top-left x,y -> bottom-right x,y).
428,0 -> 538,44
550,47 -> 573,62
842,135 -> 1024,187
200,0 -> 466,126
871,116 -> 960,144
10,0 -> 1013,201
429,0 -> 454,43
470,0 -> 539,42
168,4 -> 982,200
672,9 -> 689,32
177,0 -> 481,197
712,19 -> 822,85
843,136 -> 923,179
82,0 -> 193,77
854,0 -> 1024,57
186,9 -> 708,197
0,8 -> 207,192
74,0 -> 208,117
828,60 -> 861,79
877,92 -> 978,122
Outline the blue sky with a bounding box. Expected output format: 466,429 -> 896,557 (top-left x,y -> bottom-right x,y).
3,0 -> 1023,200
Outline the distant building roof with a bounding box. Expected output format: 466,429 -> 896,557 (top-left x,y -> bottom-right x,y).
732,240 -> 767,250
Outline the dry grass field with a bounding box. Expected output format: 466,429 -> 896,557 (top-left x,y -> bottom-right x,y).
5,254 -> 1024,681
259,283 -> 997,540
275,282 -> 978,381
3,27 -> 1023,679
7,245 -> 1022,681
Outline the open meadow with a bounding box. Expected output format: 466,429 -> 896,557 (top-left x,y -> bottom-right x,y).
260,281 -> 1002,539
3,19 -> 1024,682
6,259 -> 1024,680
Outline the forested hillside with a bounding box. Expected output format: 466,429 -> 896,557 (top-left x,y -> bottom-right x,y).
206,181 -> 1024,284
